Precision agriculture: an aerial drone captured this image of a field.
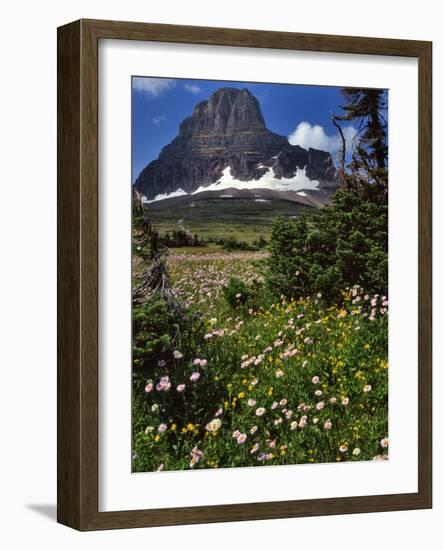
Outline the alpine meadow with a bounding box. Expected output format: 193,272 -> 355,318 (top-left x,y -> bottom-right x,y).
131,79 -> 389,472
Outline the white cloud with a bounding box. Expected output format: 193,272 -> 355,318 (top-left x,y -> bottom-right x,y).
132,77 -> 175,97
184,83 -> 202,94
152,115 -> 166,125
288,121 -> 357,155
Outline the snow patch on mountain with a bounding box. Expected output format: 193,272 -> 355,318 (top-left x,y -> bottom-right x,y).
142,188 -> 188,204
192,166 -> 319,195
143,166 -> 319,203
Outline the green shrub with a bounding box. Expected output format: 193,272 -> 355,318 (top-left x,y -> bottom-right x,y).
133,293 -> 204,373
223,276 -> 251,307
221,237 -> 257,251
267,189 -> 388,304
160,229 -> 206,248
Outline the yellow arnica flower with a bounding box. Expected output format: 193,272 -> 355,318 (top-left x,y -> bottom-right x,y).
154,434 -> 160,442
237,392 -> 245,399
187,423 -> 195,431
171,424 -> 177,431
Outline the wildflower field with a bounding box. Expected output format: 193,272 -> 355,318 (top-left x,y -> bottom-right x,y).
132,248 -> 389,472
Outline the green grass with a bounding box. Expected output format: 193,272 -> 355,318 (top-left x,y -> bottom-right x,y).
170,245 -> 223,256
146,197 -> 313,243
132,251 -> 389,472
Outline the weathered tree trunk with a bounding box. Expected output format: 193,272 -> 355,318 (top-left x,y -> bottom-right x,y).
132,194 -> 178,307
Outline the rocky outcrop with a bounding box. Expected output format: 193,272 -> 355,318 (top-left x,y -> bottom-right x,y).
135,87 -> 337,199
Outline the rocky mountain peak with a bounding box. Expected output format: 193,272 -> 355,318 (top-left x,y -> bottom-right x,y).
180,87 -> 266,138
135,87 -> 337,200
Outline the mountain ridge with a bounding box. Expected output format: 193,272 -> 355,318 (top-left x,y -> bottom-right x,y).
134,87 -> 337,201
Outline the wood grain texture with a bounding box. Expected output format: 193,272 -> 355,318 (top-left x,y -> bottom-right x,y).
57,19 -> 432,531
417,41 -> 432,506
57,20 -> 81,528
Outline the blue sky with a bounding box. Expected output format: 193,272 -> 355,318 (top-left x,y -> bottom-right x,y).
132,77 -> 367,183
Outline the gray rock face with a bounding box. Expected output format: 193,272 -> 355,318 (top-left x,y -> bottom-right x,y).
134,87 -> 337,199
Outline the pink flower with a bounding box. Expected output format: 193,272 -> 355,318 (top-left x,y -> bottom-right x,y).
247,398 -> 256,407
380,437 -> 389,448
341,397 -> 349,405
323,420 -> 332,430
330,397 -> 337,404
315,389 -> 322,396
200,359 -> 208,367
237,433 -> 247,444
269,440 -> 276,448
373,454 -> 389,461
193,358 -> 201,365
312,376 -> 319,384
189,446 -> 203,467
299,416 -> 308,428
190,372 -> 200,382
232,430 -> 241,439
215,407 -> 223,417
339,444 -> 348,453
250,425 -> 258,435
156,376 -> 171,392
279,399 -> 288,407
173,350 -> 183,359
176,384 -> 186,393
158,423 -> 168,433
255,407 -> 266,416
363,384 -> 372,393
145,383 -> 154,393
316,401 -> 325,411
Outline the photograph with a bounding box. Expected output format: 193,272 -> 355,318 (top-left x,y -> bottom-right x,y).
131,77 -> 389,472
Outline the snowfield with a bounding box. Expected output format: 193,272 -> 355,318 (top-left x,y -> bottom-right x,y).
143,165 -> 320,203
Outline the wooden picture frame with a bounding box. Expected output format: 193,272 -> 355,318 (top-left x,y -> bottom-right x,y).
57,18 -> 432,530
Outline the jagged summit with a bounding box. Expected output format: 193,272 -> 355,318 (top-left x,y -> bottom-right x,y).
135,87 -> 337,200
181,87 -> 267,135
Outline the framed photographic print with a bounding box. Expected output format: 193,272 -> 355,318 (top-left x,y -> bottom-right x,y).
57,19 -> 432,530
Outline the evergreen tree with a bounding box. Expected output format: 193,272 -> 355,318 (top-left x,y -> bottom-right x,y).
267,87 -> 389,303
334,88 -> 388,203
